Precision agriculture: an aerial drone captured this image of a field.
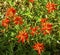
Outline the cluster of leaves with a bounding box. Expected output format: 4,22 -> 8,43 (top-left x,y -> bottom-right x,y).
0,0 -> 60,55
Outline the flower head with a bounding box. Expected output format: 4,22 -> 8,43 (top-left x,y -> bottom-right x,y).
16,30 -> 28,43
30,26 -> 39,36
33,42 -> 44,55
13,16 -> 23,25
40,18 -> 52,35
41,22 -> 52,35
46,2 -> 57,13
5,7 -> 16,17
2,18 -> 10,27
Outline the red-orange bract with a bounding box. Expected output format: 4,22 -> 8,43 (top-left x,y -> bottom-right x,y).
46,2 -> 57,13
40,18 -> 48,23
41,23 -> 52,35
2,18 -> 10,27
33,42 -> 44,55
29,0 -> 34,3
5,7 -> 16,17
16,30 -> 28,43
41,18 -> 52,35
30,26 -> 39,36
13,16 -> 23,25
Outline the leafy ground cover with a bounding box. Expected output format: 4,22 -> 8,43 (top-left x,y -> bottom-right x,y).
0,0 -> 60,55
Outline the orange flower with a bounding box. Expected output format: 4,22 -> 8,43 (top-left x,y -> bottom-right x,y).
40,18 -> 52,35
40,18 -> 48,23
13,16 -> 23,25
2,18 -> 10,27
46,2 -> 57,13
33,43 -> 44,55
30,26 -> 39,36
41,22 -> 52,35
5,7 -> 16,17
29,0 -> 34,3
16,31 -> 28,43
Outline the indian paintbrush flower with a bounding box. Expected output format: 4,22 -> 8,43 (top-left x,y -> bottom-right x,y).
13,16 -> 23,25
16,30 -> 28,43
2,18 -> 10,27
46,2 -> 57,13
33,42 -> 44,55
30,26 -> 39,36
5,7 -> 16,17
41,18 -> 52,35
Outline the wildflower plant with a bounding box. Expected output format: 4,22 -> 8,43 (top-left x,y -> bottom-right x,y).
0,0 -> 60,55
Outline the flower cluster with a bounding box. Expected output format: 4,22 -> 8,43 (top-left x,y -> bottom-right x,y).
41,18 -> 52,35
2,7 -> 23,28
46,2 -> 57,13
5,7 -> 16,17
33,43 -> 44,55
30,26 -> 39,36
2,18 -> 10,27
16,30 -> 28,43
13,16 -> 23,25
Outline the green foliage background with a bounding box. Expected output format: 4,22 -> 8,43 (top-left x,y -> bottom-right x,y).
0,0 -> 60,55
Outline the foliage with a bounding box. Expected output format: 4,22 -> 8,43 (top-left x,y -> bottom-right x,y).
0,0 -> 60,55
